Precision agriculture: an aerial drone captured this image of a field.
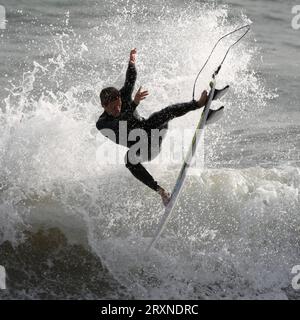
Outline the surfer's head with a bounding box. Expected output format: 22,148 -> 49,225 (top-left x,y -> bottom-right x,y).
100,87 -> 122,117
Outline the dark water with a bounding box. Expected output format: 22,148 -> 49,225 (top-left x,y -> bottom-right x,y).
0,0 -> 299,299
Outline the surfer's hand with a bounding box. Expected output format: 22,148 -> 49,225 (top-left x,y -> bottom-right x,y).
134,86 -> 149,105
197,90 -> 208,108
158,187 -> 171,207
129,48 -> 137,64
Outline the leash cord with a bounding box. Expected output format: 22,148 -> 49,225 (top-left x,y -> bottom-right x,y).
192,24 -> 251,100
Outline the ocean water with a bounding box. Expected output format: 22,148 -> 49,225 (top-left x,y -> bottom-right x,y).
0,0 -> 299,299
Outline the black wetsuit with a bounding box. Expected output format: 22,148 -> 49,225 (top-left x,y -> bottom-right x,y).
96,62 -> 201,192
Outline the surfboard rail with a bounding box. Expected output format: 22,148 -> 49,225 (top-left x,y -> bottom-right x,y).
145,78 -> 216,253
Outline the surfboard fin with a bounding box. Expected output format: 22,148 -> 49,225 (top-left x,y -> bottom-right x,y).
206,106 -> 225,125
213,85 -> 229,101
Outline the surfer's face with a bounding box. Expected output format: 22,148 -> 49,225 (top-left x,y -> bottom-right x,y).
104,97 -> 122,117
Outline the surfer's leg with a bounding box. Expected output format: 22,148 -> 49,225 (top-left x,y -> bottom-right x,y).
125,137 -> 171,205
147,121 -> 168,160
145,100 -> 201,129
125,150 -> 160,192
145,91 -> 208,129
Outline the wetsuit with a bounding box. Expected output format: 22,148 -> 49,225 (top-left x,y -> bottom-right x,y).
96,62 -> 202,192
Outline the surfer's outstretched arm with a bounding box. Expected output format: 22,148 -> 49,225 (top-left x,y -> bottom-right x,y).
120,48 -> 137,100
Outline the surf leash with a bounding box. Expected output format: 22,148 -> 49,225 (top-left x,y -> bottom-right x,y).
192,24 -> 251,100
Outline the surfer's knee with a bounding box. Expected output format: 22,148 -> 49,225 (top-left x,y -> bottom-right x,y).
125,150 -> 142,168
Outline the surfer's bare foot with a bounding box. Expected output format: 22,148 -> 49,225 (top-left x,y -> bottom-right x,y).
157,187 -> 171,206
197,90 -> 208,108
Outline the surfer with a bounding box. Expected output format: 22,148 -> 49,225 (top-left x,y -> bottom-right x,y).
96,48 -> 228,206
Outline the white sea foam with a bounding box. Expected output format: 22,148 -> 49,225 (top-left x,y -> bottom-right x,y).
0,0 -> 298,299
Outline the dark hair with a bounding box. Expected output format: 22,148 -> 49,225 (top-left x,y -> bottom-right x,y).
100,87 -> 120,106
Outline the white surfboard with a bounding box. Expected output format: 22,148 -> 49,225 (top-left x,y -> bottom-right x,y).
146,79 -> 217,252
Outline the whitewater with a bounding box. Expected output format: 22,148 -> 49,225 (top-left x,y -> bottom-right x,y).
0,0 -> 299,299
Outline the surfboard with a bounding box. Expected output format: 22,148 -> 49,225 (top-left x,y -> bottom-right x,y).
146,79 -> 217,252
